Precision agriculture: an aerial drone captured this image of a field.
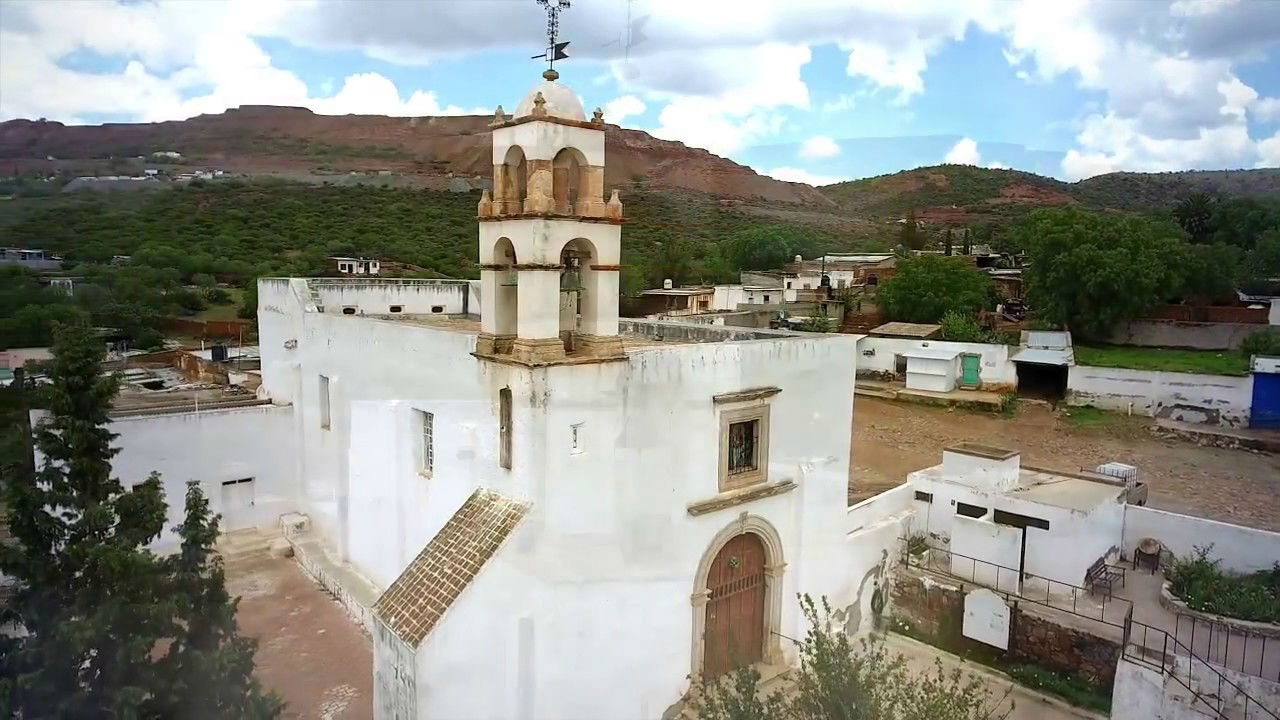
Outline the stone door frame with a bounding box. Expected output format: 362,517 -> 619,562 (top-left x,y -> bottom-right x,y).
689,514 -> 786,681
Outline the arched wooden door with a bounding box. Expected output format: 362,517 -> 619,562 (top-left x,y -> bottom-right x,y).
703,532 -> 767,677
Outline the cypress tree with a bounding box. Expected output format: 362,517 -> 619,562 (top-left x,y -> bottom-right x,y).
0,324 -> 282,718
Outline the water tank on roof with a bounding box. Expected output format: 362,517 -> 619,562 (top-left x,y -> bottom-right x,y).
1096,462 -> 1138,489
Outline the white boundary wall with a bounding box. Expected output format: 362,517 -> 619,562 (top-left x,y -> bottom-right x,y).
856,337 -> 1017,389
1067,365 -> 1253,427
1123,506 -> 1280,574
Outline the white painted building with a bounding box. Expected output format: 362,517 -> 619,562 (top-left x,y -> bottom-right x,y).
908,444 -> 1128,588
256,71 -> 898,719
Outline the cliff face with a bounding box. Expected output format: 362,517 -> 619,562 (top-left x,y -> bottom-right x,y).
0,107 -> 826,204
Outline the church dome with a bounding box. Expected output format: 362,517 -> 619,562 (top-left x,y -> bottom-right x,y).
513,77 -> 586,122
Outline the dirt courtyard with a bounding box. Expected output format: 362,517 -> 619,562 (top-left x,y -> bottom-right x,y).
851,397 -> 1280,532
228,556 -> 373,720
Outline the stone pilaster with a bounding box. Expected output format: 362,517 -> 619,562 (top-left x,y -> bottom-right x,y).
511,337 -> 566,364
576,333 -> 625,359
475,333 -> 516,356
523,159 -> 554,214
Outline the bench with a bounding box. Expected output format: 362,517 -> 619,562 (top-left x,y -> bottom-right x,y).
1085,557 -> 1126,597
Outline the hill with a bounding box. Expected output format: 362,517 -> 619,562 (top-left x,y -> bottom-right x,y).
820,164 -> 1280,226
0,108 -> 825,205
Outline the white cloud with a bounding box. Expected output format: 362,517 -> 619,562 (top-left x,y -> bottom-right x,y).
602,95 -> 646,125
1258,131 -> 1280,167
821,93 -> 857,113
943,137 -> 982,166
765,166 -> 848,186
799,135 -> 841,159
653,99 -> 784,156
1253,97 -> 1280,122
986,161 -> 1009,169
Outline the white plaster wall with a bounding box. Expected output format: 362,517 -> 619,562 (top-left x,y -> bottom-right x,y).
312,282 -> 471,316
273,303 -> 867,718
374,621 -> 416,719
856,337 -> 1016,388
1123,506 -> 1280,574
950,514 -> 1021,592
492,121 -> 605,165
844,483 -> 913,535
712,285 -> 746,311
1112,654 -> 1280,720
1067,365 -> 1253,427
904,355 -> 958,392
910,471 -> 1125,587
1270,299 -> 1279,326
105,404 -> 298,552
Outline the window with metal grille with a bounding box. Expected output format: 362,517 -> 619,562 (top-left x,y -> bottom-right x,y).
727,420 -> 759,474
418,410 -> 434,475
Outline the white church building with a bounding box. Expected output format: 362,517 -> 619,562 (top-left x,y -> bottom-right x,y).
98,69 -> 910,719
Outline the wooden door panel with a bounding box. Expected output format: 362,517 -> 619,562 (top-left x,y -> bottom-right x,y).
704,533 -> 766,677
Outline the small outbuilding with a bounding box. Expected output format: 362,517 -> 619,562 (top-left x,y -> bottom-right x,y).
901,348 -> 962,393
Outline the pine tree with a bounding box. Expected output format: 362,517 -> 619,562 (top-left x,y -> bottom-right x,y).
146,483 -> 283,718
0,324 -> 282,718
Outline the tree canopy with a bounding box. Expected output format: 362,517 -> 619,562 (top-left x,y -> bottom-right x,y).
876,256 -> 993,324
0,324 -> 282,718
1017,208 -> 1185,339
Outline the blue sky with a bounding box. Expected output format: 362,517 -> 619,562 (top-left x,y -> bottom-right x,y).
2,0 -> 1279,184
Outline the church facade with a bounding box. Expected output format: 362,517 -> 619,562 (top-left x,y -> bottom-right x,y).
103,70 -> 909,719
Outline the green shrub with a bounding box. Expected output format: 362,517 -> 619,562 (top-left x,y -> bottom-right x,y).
1166,545 -> 1280,623
940,310 -> 991,343
1240,329 -> 1280,358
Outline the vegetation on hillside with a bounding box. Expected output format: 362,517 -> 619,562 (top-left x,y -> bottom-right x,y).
0,325 -> 283,717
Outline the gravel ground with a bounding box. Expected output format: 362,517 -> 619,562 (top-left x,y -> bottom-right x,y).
851,397 -> 1280,532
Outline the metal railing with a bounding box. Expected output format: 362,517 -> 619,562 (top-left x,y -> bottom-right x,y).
1125,617 -> 1280,719
899,539 -> 1132,628
1175,612 -> 1280,683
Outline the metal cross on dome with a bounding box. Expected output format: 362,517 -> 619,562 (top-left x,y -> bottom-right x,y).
531,0 -> 571,79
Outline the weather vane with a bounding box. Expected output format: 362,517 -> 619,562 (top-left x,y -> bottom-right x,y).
531,0 -> 571,80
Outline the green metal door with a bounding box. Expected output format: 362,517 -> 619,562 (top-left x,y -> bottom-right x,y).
961,354 -> 981,387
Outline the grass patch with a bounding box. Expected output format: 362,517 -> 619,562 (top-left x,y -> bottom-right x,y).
1074,344 -> 1250,376
889,617 -> 1112,713
1167,546 -> 1280,623
193,288 -> 244,322
1005,664 -> 1112,714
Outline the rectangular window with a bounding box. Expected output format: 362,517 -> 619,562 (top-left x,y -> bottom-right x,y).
418,410 -> 434,475
762,294 -> 771,303
914,491 -> 933,503
499,388 -> 512,470
319,375 -> 331,430
570,422 -> 583,454
727,420 -> 759,474
956,502 -> 987,518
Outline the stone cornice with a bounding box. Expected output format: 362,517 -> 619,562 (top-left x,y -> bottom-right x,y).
686,480 -> 797,517
712,387 -> 782,405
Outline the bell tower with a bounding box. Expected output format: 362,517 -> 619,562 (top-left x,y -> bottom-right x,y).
474,70 -> 624,365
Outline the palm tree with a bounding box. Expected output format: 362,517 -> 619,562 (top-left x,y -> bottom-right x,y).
1173,192 -> 1217,244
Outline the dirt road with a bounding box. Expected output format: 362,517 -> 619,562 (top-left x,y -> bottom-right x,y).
851,397 -> 1280,532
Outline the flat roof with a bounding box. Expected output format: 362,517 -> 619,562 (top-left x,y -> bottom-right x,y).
1009,470 -> 1125,512
639,287 -> 713,296
870,322 -> 941,338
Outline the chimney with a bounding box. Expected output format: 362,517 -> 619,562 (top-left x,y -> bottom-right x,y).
663,279 -> 673,289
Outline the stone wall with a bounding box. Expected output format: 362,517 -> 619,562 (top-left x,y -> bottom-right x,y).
890,570 -> 1121,690
1010,607 -> 1121,689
